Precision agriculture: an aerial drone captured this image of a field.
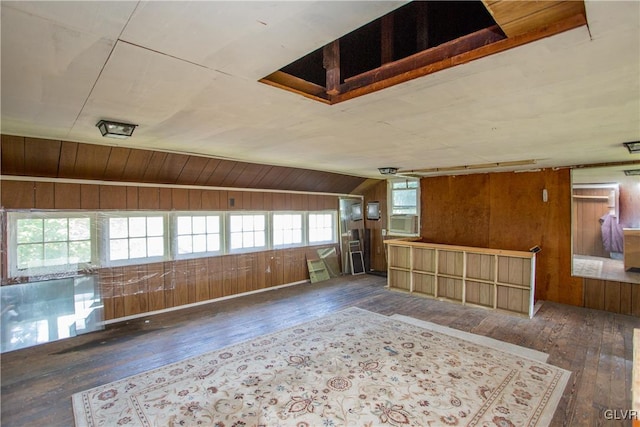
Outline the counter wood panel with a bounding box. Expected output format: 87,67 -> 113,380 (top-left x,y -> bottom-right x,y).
386,239 -> 536,317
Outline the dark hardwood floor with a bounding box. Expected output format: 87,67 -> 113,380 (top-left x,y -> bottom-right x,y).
1,274 -> 638,426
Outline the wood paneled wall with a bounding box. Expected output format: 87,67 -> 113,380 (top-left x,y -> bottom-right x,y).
0,180 -> 338,212
361,180 -> 388,272
620,178 -> 640,228
1,179 -> 340,320
420,169 -> 583,306
99,246 -> 334,321
583,278 -> 640,317
572,188 -> 611,257
0,134 -> 366,194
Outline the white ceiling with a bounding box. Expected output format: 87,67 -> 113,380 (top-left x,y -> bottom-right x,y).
1,1 -> 639,180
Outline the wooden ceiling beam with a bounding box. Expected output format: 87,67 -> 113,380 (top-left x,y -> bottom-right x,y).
323,40 -> 341,96
259,71 -> 330,104
381,14 -> 395,65
340,25 -> 506,94
333,14 -> 585,104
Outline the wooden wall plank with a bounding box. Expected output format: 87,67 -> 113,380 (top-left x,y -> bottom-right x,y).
80,185 -> 100,209
24,138 -> 60,177
194,159 -> 221,186
98,269 -> 114,321
201,190 -> 220,210
186,260 -> 197,304
159,154 -> 190,184
194,258 -> 210,302
54,183 -> 81,209
222,255 -> 238,296
138,187 -> 160,210
159,188 -> 172,210
103,147 -> 131,181
141,151 -> 169,183
573,188 -> 609,257
163,261 -> 175,309
236,255 -> 249,294
207,257 -> 224,299
420,174 -> 492,249
242,192 -> 252,211
272,193 -> 286,210
57,142 -> 78,177
1,180 -> 34,208
111,266 -> 125,319
205,161 -> 236,187
146,263 -> 166,312
219,163 -> 248,187
280,170 -> 306,191
34,182 -> 54,209
1,135 -> 25,175
126,187 -> 139,209
172,260 -> 190,307
121,150 -> 153,182
604,281 -> 621,314
262,192 -> 273,211
233,164 -> 266,188
584,278 -> 605,311
632,285 -> 640,317
172,189 -> 189,210
73,144 -> 111,180
99,186 -> 127,210
250,192 -> 264,210
176,157 -> 209,185
189,189 -> 202,210
247,165 -> 274,189
620,283 -> 632,316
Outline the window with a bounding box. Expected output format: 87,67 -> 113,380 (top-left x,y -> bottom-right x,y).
7,206 -> 341,277
11,214 -> 94,275
107,214 -> 166,264
308,212 -> 336,244
391,179 -> 419,215
272,213 -> 303,247
175,214 -> 222,257
229,214 -> 266,251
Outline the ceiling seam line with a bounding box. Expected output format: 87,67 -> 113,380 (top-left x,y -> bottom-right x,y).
68,1 -> 143,137
117,39 -> 211,70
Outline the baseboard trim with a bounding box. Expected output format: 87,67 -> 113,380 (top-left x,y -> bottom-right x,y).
101,280 -> 310,326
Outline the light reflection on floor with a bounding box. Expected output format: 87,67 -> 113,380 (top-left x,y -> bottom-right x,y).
1,275 -> 104,353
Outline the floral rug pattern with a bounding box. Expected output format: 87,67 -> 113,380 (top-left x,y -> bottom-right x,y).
73,307 -> 570,427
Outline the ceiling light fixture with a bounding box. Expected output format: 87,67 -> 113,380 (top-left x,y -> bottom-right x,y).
624,169 -> 640,176
623,141 -> 640,154
378,167 -> 399,175
96,120 -> 138,139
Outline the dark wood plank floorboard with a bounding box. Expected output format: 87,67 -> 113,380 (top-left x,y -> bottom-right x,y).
1,275 -> 639,426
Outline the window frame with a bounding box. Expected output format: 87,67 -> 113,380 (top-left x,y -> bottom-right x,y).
388,178 -> 420,236
101,212 -> 170,268
271,211 -> 305,249
172,212 -> 225,260
7,211 -> 98,278
226,212 -> 269,254
389,178 -> 419,215
307,210 -> 338,245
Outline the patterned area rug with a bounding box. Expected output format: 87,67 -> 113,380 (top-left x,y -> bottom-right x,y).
72,307 -> 570,427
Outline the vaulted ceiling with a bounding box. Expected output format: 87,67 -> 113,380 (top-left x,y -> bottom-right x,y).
1,1 -> 639,180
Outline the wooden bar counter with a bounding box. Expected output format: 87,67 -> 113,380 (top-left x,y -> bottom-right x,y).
385,239 -> 537,318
